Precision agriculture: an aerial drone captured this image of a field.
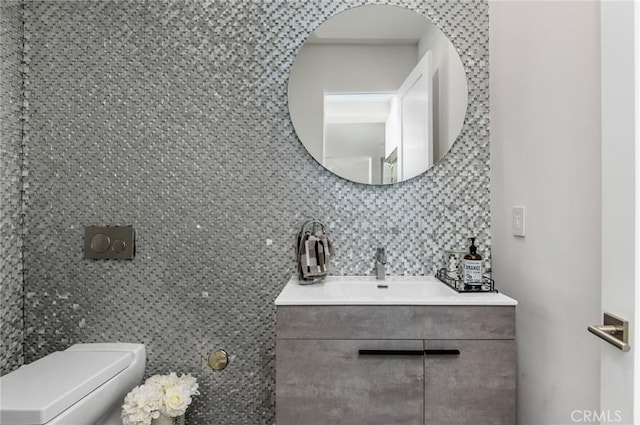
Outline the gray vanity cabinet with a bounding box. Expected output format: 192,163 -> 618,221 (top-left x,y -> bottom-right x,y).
422,339 -> 516,425
275,305 -> 516,425
276,339 -> 424,425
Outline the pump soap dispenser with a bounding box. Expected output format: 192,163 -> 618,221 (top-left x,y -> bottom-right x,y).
464,237 -> 483,289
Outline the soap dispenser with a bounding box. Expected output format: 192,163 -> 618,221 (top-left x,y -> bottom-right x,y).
464,237 -> 483,289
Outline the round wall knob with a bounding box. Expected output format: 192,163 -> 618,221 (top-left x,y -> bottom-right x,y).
90,234 -> 111,253
208,349 -> 229,371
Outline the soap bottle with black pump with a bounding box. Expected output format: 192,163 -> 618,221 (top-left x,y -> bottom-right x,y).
464,237 -> 483,289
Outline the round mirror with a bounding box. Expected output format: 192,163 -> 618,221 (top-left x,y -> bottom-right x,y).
288,5 -> 468,185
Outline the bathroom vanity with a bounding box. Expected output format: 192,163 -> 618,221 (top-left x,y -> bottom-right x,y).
274,276 -> 517,425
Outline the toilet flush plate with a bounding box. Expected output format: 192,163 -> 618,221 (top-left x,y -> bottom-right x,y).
84,226 -> 135,260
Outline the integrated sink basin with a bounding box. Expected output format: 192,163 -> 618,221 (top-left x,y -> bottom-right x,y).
323,277 -> 456,299
275,275 -> 517,306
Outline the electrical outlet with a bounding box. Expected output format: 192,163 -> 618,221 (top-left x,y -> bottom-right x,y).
513,206 -> 526,237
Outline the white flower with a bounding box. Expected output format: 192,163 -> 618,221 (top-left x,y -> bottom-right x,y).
146,372 -> 177,387
159,374 -> 199,417
121,384 -> 162,425
162,385 -> 191,416
121,373 -> 199,425
177,373 -> 199,396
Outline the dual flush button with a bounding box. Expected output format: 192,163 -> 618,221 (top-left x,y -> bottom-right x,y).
84,226 -> 135,260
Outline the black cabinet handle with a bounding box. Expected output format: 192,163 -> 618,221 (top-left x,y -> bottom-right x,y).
358,349 -> 425,356
358,349 -> 461,356
424,349 -> 460,355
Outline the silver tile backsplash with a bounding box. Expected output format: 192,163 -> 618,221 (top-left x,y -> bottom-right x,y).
10,0 -> 488,422
0,0 -> 25,376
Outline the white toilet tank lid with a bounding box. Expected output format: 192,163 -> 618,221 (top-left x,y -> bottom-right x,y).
0,350 -> 132,425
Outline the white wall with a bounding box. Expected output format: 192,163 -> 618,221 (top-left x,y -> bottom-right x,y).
419,29 -> 468,160
490,2 -> 602,424
325,122 -> 385,184
288,44 -> 417,161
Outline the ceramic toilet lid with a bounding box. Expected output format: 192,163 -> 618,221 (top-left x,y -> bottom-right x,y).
0,350 -> 132,425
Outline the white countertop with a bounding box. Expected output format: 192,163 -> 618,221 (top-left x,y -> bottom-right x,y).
275,275 -> 517,306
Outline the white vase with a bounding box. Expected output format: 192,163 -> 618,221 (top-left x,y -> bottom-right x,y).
151,414 -> 185,425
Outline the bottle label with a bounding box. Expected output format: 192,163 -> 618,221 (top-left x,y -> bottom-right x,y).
464,260 -> 483,284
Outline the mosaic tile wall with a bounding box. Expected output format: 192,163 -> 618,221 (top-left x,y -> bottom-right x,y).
21,0 -> 489,423
0,0 -> 25,376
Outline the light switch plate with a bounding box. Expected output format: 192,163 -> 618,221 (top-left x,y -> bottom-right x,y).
512,206 -> 526,237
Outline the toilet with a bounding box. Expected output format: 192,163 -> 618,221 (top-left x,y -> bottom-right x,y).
0,343 -> 145,425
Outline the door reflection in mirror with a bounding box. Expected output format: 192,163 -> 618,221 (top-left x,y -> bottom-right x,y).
288,5 -> 468,185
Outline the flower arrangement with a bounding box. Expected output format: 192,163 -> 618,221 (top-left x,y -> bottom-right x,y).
121,373 -> 200,425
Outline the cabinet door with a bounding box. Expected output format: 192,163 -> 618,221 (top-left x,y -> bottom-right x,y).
276,339 -> 424,425
423,340 -> 516,425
